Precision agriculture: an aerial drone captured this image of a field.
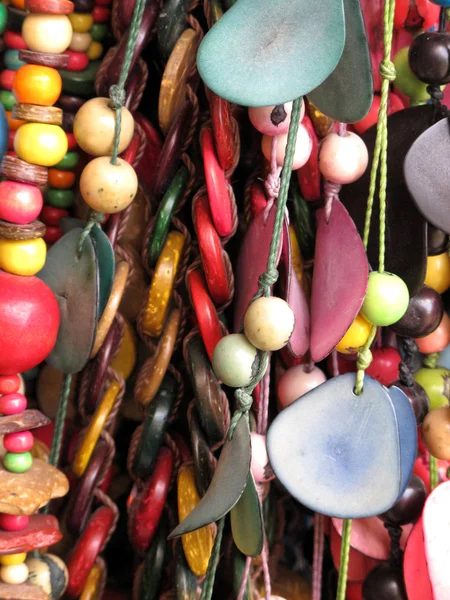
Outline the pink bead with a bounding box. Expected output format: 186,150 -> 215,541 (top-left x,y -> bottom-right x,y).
277,364 -> 327,409
318,131 -> 369,184
250,432 -> 274,483
3,431 -> 34,453
0,181 -> 43,225
0,375 -> 20,395
0,393 -> 27,415
261,124 -> 312,170
249,100 -> 305,136
0,514 -> 29,531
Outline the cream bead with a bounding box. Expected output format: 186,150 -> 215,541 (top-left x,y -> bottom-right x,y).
212,333 -> 258,388
249,100 -> 305,136
277,364 -> 327,408
22,14 -> 73,54
318,131 -> 369,184
73,97 -> 134,156
0,562 -> 29,585
261,124 -> 312,170
250,432 -> 274,483
244,297 -> 295,351
80,156 -> 138,213
69,31 -> 92,52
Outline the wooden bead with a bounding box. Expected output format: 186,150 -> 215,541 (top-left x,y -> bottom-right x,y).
422,406 -> 450,460
244,297 -> 295,351
1,155 -> 48,186
277,364 -> 327,408
78,563 -> 101,600
3,452 -> 33,474
425,251 -> 450,294
361,271 -> 409,327
12,104 -> 63,125
0,181 -> 43,224
14,123 -> 68,167
0,515 -> 28,531
0,238 -> 46,276
0,219 -> 46,241
22,14 -> 73,54
73,97 -> 134,156
68,12 -> 93,33
13,65 -> 62,106
335,313 -> 372,354
0,393 -> 27,415
18,49 -> 69,70
415,312 -> 450,354
0,554 -> 26,566
48,168 -> 75,188
0,563 -> 28,584
212,333 -> 258,388
261,124 -> 312,170
109,319 -> 136,380
26,554 -> 68,600
249,100 -> 305,136
3,432 -> 34,454
0,376 -> 21,395
318,132 -> 369,184
25,0 -> 74,14
79,157 -> 138,213
87,41 -> 102,61
70,32 -> 91,52
65,50 -> 89,72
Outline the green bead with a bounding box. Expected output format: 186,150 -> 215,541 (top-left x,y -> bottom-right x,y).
4,50 -> 25,71
60,61 -> 100,98
414,367 -> 450,410
90,23 -> 107,42
54,151 -> 79,171
46,188 -> 75,209
0,90 -> 16,111
156,0 -> 190,61
147,166 -> 189,267
361,271 -> 409,327
393,47 -> 436,103
0,3 -> 7,35
3,452 -> 33,473
212,333 -> 258,388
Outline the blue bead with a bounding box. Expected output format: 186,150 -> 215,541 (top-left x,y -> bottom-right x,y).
430,0 -> 450,5
4,50 -> 25,71
0,104 -> 9,161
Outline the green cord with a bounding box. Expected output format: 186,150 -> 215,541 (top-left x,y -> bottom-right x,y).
336,519 -> 352,600
200,517 -> 226,600
430,455 -> 439,491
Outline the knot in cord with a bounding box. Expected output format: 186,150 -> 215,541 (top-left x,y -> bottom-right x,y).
379,60 -> 396,82
427,84 -> 444,102
258,268 -> 279,290
323,180 -> 342,223
234,389 -> 253,413
356,347 -> 372,372
109,84 -> 126,110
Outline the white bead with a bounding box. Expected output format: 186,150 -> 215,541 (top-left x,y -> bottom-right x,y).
261,124 -> 312,170
0,563 -> 29,585
249,100 -> 305,136
277,364 -> 327,408
212,333 -> 258,388
244,297 -> 295,351
319,131 -> 369,184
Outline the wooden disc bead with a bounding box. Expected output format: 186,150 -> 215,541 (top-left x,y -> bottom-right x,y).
0,219 -> 46,240
25,0 -> 74,14
18,50 -> 70,69
12,104 -> 63,125
1,156 -> 48,186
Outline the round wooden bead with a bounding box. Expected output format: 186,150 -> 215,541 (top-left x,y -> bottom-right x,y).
4,50 -> 25,71
0,562 -> 29,584
0,393 -> 27,415
335,313 -> 372,354
0,70 -> 15,91
415,312 -> 450,354
46,188 -> 74,208
422,406 -> 450,460
391,285 -> 444,338
277,364 -> 327,408
0,376 -> 21,395
69,32 -> 91,52
409,32 -> 450,85
14,123 -> 68,167
79,157 -> 138,213
65,50 -> 89,72
73,97 -> 134,156
13,65 -> 62,106
12,104 -> 63,125
244,297 -> 295,351
0,90 -> 16,111
22,14 -> 72,54
212,333 -> 258,388
3,452 -> 33,473
0,515 -> 28,531
318,131 -> 369,184
68,12 -> 93,33
4,31 -> 27,51
249,100 -> 305,136
25,0 -> 74,14
18,49 -> 70,69
425,251 -> 450,294
54,151 -> 78,170
261,124 -> 312,170
0,554 -> 26,566
0,238 -> 46,276
92,6 -> 109,22
393,46 -> 430,103
1,155 -> 48,186
414,367 -> 450,410
361,271 -> 409,327
3,431 -> 34,453
26,554 -> 68,600
87,41 -> 102,61
0,181 -> 43,224
48,168 -> 75,189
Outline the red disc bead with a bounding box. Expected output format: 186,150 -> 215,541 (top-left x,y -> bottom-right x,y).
3,431 -> 34,453
40,205 -> 69,226
0,70 -> 15,91
208,90 -> 234,171
0,393 -> 27,415
0,181 -> 43,225
92,5 -> 110,21
188,269 -> 223,361
0,514 -> 29,531
4,31 -> 27,51
66,50 -> 89,72
25,0 -> 75,14
0,375 -> 20,395
44,225 -> 63,244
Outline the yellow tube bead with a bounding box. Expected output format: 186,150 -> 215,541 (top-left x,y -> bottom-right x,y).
68,12 -> 94,33
177,464 -> 215,577
0,238 -> 46,276
87,41 -> 103,61
14,123 -> 68,167
0,553 -> 27,566
79,562 -> 102,600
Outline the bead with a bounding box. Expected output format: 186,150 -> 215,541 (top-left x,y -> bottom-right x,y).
18,49 -> 69,70
48,168 -> 75,189
425,251 -> 450,294
0,238 -> 46,276
277,364 -> 327,408
365,347 -> 401,387
0,562 -> 29,584
0,90 -> 16,111
0,376 -> 21,395
25,0 -> 74,14
361,271 -> 409,327
53,151 -> 78,171
414,367 -> 450,410
73,97 -> 134,156
250,432 -> 274,483
394,381 -> 430,425
22,14 -> 73,54
13,65 -> 62,106
110,319 -> 136,380
1,155 -> 48,186
409,32 -> 450,85
46,188 -> 74,208
4,31 -> 27,51
380,474 -> 427,525
69,31 -> 91,52
244,297 -> 295,351
4,50 -> 25,72
3,432 -> 34,453
90,23 -> 106,42
0,554 -> 26,566
3,452 -> 33,473
6,111 -> 25,131
79,156 -> 138,213
26,554 -> 68,600
79,563 -> 101,600
249,100 -> 305,136
14,123 -> 68,167
318,131 -> 369,184
362,563 -> 407,600
391,285 -> 443,338
262,124 -> 312,170
87,41 -> 102,61
0,70 -> 15,91
393,46 -> 431,103
212,333 -> 258,388
0,181 -> 43,224
0,4 -> 6,34
335,313 -> 372,354
0,515 -> 28,531
0,393 -> 27,415
92,5 -> 109,22
40,206 -> 67,226
68,12 -> 93,33
65,50 -> 89,72
188,270 -> 223,361
423,406 -> 450,460
415,312 -> 450,354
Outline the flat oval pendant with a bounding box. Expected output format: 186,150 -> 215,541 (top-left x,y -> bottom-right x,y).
267,374 -> 402,518
197,0 -> 345,107
230,471 -> 264,557
423,480 -> 450,600
388,385 -> 417,498
90,222 -> 114,318
404,517 -> 433,600
310,199 -> 368,362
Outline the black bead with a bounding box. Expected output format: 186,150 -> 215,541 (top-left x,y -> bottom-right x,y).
409,32 -> 450,85
391,285 -> 444,338
428,224 -> 449,256
363,564 -> 408,600
379,474 -> 427,525
393,381 -> 429,424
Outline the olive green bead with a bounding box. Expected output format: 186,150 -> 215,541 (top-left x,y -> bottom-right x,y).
60,61 -> 100,98
393,46 -> 432,103
157,0 -> 191,61
212,333 -> 258,388
46,188 -> 74,209
0,90 -> 16,111
54,151 -> 79,171
3,451 -> 33,473
361,271 -> 409,327
90,23 -> 107,42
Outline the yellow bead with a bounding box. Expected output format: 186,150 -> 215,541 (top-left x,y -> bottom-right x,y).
0,238 -> 46,276
177,464 -> 215,577
87,41 -> 103,61
68,12 -> 94,33
425,252 -> 450,294
289,225 -> 304,284
79,562 -> 102,600
109,319 -> 136,380
14,123 -> 68,167
142,231 -> 185,337
0,553 -> 27,566
0,563 -> 29,585
335,313 -> 372,354
22,14 -> 72,54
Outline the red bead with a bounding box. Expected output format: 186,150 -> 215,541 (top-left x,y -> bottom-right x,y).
8,130 -> 15,151
40,205 -> 69,226
95,0 -> 112,5
0,271 -> 60,375
65,50 -> 89,72
0,393 -> 27,415
134,113 -> 162,191
0,514 -> 29,532
92,5 -> 110,21
394,0 -> 439,31
0,375 -> 20,395
188,269 -> 223,361
208,90 -> 234,172
0,181 -> 43,225
250,181 -> 268,219
365,347 -> 401,387
44,224 -> 63,244
66,132 -> 77,150
0,70 -> 15,91
3,431 -> 34,453
4,31 -> 27,51
296,115 -> 321,201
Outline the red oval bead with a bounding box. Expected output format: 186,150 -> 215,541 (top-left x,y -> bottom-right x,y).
0,375 -> 20,395
0,393 -> 27,415
3,431 -> 34,453
40,205 -> 69,226
0,514 -> 29,531
66,132 -> 77,150
0,70 -> 15,91
8,130 -> 15,151
65,50 -> 89,72
208,90 -> 235,172
44,225 -> 63,244
188,269 -> 223,362
4,31 -> 27,51
0,181 -> 43,225
296,115 -> 320,201
92,5 -> 110,21
365,347 -> 401,387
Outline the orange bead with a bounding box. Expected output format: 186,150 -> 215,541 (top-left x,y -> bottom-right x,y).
10,0 -> 26,8
12,65 -> 62,107
5,112 -> 25,132
48,168 -> 75,189
415,312 -> 450,354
